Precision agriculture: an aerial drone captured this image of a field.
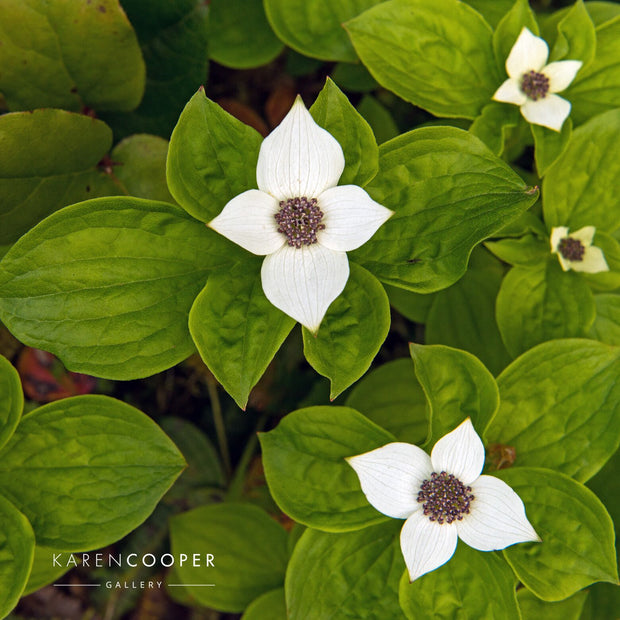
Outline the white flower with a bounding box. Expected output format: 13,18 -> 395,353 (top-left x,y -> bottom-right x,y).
550,225 -> 609,273
493,27 -> 582,132
347,418 -> 539,582
208,97 -> 393,333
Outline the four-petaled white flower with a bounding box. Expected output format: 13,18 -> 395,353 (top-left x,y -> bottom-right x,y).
550,225 -> 609,273
209,97 -> 393,333
347,418 -> 539,582
493,27 -> 582,132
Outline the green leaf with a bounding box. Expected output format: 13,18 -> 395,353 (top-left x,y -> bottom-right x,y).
331,63 -> 378,93
581,582 -> 620,620
496,262 -> 596,358
493,0 -> 539,71
346,0 -> 500,119
357,95 -> 399,145
210,0 -> 283,69
566,17 -> 620,125
303,264 -> 390,399
351,126 -> 538,292
310,78 -> 379,187
465,0 -> 514,28
259,406 -> 395,532
0,355 -> 22,452
487,339 -> 620,482
518,589 -> 589,620
484,234 -> 549,268
410,344 -> 499,447
425,248 -> 511,376
167,89 -> 263,223
286,522 -> 404,619
242,588 -> 286,620
581,231 -> 620,292
170,503 -> 288,612
399,544 -> 520,620
549,0 -> 596,68
345,358 -> 429,444
531,118 -> 572,178
590,294 -> 620,345
584,1 -> 620,26
469,102 -> 520,156
497,467 -> 618,601
0,395 -> 185,550
0,109 -> 122,246
0,0 -> 144,112
189,261 -> 295,410
22,545 -> 73,595
104,0 -> 209,139
0,197 -> 243,380
264,0 -> 384,62
386,285 -> 435,324
111,134 -> 176,204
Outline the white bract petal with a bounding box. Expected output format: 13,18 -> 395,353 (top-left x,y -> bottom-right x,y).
430,418 -> 484,485
521,94 -> 571,131
260,243 -> 349,333
572,245 -> 609,273
543,60 -> 583,93
347,443 -> 433,519
506,27 -> 549,78
400,511 -> 459,582
457,475 -> 540,551
316,185 -> 393,252
208,189 -> 284,255
570,225 -> 596,247
493,78 -> 527,106
550,226 -> 569,253
256,97 -> 345,201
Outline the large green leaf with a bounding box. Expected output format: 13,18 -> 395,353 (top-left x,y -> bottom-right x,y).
189,261 -> 295,410
22,545 -> 73,595
303,264 -> 390,399
543,109 -> 620,233
170,503 -> 288,612
497,467 -> 618,601
0,0 -> 144,112
465,0 -> 514,28
264,0 -> 384,62
590,294 -> 620,345
242,588 -> 286,620
346,0 -> 500,119
0,355 -> 22,452
487,339 -> 620,483
0,197 -> 243,380
310,78 -> 379,187
210,0 -> 283,69
518,589 -> 589,620
345,358 -> 429,444
350,127 -> 538,292
399,544 -> 520,620
286,522 -> 404,619
106,0 -> 209,139
0,495 -> 34,618
496,261 -> 596,358
0,395 -> 185,550
259,406 -> 395,532
167,89 -> 263,222
0,109 -> 122,245
548,0 -> 596,67
410,344 -> 499,447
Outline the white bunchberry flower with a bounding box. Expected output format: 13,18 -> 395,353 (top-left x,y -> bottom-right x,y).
347,418 -> 539,582
550,225 -> 609,273
208,97 -> 393,333
493,27 -> 582,132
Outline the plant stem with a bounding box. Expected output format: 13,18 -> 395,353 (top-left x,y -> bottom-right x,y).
205,374 -> 232,480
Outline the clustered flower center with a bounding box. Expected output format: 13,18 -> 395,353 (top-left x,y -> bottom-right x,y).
520,70 -> 550,101
417,471 -> 475,525
558,237 -> 585,261
275,196 -> 325,248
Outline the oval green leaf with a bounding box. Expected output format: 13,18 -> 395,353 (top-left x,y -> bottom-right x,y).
242,588 -> 286,620
590,294 -> 620,345
0,355 -> 22,452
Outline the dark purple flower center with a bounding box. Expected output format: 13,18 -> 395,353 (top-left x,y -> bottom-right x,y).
558,237 -> 585,261
520,70 -> 550,101
417,472 -> 474,525
274,196 -> 325,248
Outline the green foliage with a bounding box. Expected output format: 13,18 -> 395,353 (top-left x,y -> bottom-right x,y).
351,127 -> 538,292
518,589 -> 589,620
590,294 -> 620,345
493,0 -> 539,71
0,0 -> 145,112
498,467 -> 618,601
399,544 -> 520,620
487,339 -> 620,482
260,406 -> 395,531
286,522 -> 404,619
242,588 -> 286,620
0,197 -> 242,379
357,95 -> 400,144
346,0 -> 500,119
170,503 -> 288,612
469,102 -> 520,156
531,118 -> 573,177
303,264 -> 390,399
0,355 -> 22,452
22,545 -> 72,596
167,89 -> 263,222
549,0 -> 596,67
